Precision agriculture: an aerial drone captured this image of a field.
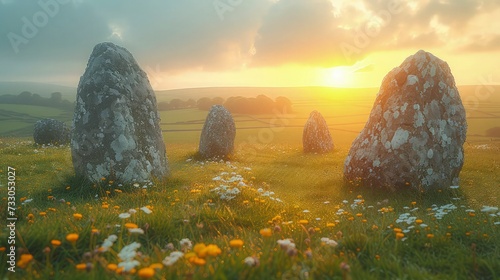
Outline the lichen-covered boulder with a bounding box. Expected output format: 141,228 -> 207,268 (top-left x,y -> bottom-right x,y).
33,118 -> 70,145
199,105 -> 236,159
71,42 -> 168,183
303,110 -> 334,153
344,50 -> 467,191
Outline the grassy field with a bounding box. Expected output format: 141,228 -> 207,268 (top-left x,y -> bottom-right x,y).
0,86 -> 499,279
0,138 -> 499,279
0,104 -> 72,137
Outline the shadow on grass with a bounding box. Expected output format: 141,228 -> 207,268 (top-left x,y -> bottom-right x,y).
342,180 -> 467,207
29,172 -> 192,207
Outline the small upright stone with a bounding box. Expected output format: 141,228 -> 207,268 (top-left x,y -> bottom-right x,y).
303,110 -> 334,153
199,105 -> 236,159
71,42 -> 168,183
344,50 -> 467,191
33,118 -> 70,145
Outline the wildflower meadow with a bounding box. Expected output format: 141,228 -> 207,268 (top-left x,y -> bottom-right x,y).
0,139 -> 499,279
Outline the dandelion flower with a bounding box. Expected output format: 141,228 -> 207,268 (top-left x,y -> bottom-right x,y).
66,233 -> 79,244
298,219 -> 309,225
51,240 -> 61,247
73,213 -> 83,220
39,212 -> 47,217
260,228 -> 272,237
17,254 -> 33,269
149,263 -> 163,270
107,264 -> 118,271
205,244 -> 222,256
190,256 -> 206,266
229,239 -> 244,248
138,267 -> 155,279
75,263 -> 87,271
125,223 -> 138,229
396,233 -> 405,240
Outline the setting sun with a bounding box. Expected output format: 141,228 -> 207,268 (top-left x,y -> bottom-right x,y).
324,66 -> 355,87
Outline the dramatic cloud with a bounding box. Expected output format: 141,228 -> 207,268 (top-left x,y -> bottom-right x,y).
0,0 -> 498,86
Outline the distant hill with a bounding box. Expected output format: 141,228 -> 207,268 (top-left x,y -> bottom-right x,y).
155,86 -> 379,102
0,82 -> 77,102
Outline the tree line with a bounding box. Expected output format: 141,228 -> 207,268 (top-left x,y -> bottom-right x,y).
158,95 -> 293,114
0,91 -> 74,111
0,91 -> 293,115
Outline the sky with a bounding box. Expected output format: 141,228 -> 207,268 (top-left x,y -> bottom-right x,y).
1,0 -> 499,90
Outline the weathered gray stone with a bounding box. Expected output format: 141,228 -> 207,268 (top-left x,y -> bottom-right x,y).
344,50 -> 467,191
71,42 -> 168,183
199,105 -> 235,159
33,118 -> 70,145
303,110 -> 334,153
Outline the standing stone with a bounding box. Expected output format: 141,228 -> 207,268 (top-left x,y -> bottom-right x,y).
71,42 -> 168,183
344,50 -> 467,190
199,105 -> 236,159
303,110 -> 334,153
33,118 -> 70,145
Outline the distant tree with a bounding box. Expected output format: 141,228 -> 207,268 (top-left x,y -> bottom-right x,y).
186,99 -> 196,108
197,97 -> 213,110
212,97 -> 225,105
158,101 -> 170,111
50,92 -> 63,104
256,95 -> 274,114
275,96 -> 293,113
169,99 -> 184,110
18,91 -> 33,99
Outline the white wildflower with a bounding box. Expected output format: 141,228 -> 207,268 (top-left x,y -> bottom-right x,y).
118,213 -> 131,219
100,234 -> 118,252
129,228 -> 144,234
481,206 -> 499,213
140,206 -> 152,214
163,251 -> 184,266
244,256 -> 259,267
118,260 -> 140,272
180,238 -> 192,250
320,237 -> 338,247
117,242 -> 141,271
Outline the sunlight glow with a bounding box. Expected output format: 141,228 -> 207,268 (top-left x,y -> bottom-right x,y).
324,66 -> 355,87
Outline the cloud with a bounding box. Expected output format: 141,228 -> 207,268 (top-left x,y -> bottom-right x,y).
0,0 -> 271,83
460,35 -> 500,52
0,0 -> 499,86
252,0 -> 356,67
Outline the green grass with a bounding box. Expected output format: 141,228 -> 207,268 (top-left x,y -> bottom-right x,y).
0,87 -> 499,279
0,104 -> 72,137
0,138 -> 499,280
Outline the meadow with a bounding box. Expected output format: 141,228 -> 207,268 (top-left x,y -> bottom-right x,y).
0,86 -> 499,279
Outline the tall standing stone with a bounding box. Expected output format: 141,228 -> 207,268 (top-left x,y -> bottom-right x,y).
199,105 -> 236,159
303,110 -> 334,153
71,42 -> 168,183
344,50 -> 467,190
